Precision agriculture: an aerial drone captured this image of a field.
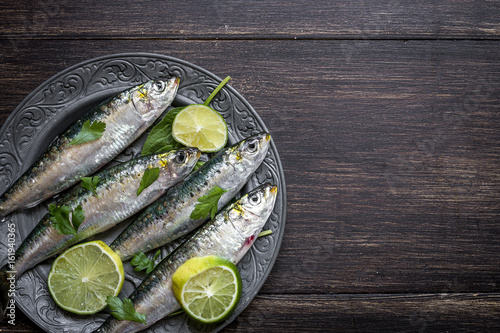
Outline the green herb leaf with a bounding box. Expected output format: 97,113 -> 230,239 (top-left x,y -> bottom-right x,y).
203,76 -> 231,106
141,107 -> 185,156
137,167 -> 160,196
49,204 -> 85,236
106,296 -> 147,325
192,160 -> 205,172
166,309 -> 184,318
190,186 -> 228,220
258,230 -> 273,238
49,204 -> 72,235
69,120 -> 106,145
71,205 -> 85,232
141,76 -> 231,156
130,250 -> 161,274
80,176 -> 101,196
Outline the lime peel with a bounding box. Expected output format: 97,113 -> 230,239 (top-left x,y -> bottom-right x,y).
171,105 -> 228,152
47,240 -> 125,315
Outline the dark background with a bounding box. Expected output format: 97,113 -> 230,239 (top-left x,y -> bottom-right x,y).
1,1 -> 500,332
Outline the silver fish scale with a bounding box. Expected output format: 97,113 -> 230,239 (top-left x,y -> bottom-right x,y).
110,133 -> 271,261
0,78 -> 179,217
5,148 -> 199,278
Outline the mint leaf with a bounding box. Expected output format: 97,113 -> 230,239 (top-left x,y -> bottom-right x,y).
49,204 -> 85,236
141,108 -> 184,156
69,120 -> 106,145
80,176 -> 100,196
137,167 -> 160,196
190,186 -> 228,220
130,250 -> 161,274
106,296 -> 146,325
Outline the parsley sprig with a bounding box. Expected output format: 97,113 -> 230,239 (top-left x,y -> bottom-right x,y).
69,120 -> 106,145
258,230 -> 273,238
141,108 -> 184,156
80,176 -> 100,196
49,204 -> 85,236
106,296 -> 146,325
130,250 -> 161,274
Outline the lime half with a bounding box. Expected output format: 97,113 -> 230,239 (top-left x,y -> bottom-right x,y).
47,240 -> 125,315
172,255 -> 242,324
172,105 -> 228,153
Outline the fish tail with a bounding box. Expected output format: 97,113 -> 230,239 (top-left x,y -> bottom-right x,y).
0,268 -> 14,319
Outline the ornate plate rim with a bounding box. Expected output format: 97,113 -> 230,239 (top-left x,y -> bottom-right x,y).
0,52 -> 286,332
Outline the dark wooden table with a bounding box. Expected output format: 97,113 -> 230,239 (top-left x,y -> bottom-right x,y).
1,1 -> 500,332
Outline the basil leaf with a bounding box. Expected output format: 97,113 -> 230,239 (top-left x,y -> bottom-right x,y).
141,107 -> 185,156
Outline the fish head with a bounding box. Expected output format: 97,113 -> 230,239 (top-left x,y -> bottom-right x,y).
228,132 -> 271,178
132,77 -> 180,123
157,147 -> 201,184
228,183 -> 278,262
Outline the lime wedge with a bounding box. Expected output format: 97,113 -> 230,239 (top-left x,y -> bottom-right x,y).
172,255 -> 242,324
47,240 -> 125,315
171,105 -> 228,153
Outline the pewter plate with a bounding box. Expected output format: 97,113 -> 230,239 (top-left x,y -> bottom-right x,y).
0,53 -> 286,332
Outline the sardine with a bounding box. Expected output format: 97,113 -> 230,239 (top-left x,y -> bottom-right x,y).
0,77 -> 180,217
95,183 -> 277,333
110,132 -> 271,261
0,148 -> 200,314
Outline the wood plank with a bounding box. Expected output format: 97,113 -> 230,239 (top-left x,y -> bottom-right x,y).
0,1 -> 500,39
0,39 -> 499,332
225,293 -> 500,332
1,40 -> 500,296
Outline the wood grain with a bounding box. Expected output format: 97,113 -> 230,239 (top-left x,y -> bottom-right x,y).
225,293 -> 500,332
1,38 -> 499,331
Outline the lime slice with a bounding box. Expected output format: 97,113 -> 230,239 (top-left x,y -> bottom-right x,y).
172,255 -> 242,324
171,105 -> 228,153
47,240 -> 125,315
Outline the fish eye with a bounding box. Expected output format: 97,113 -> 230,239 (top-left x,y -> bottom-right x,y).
246,139 -> 259,153
249,193 -> 261,206
176,151 -> 186,164
154,80 -> 165,92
